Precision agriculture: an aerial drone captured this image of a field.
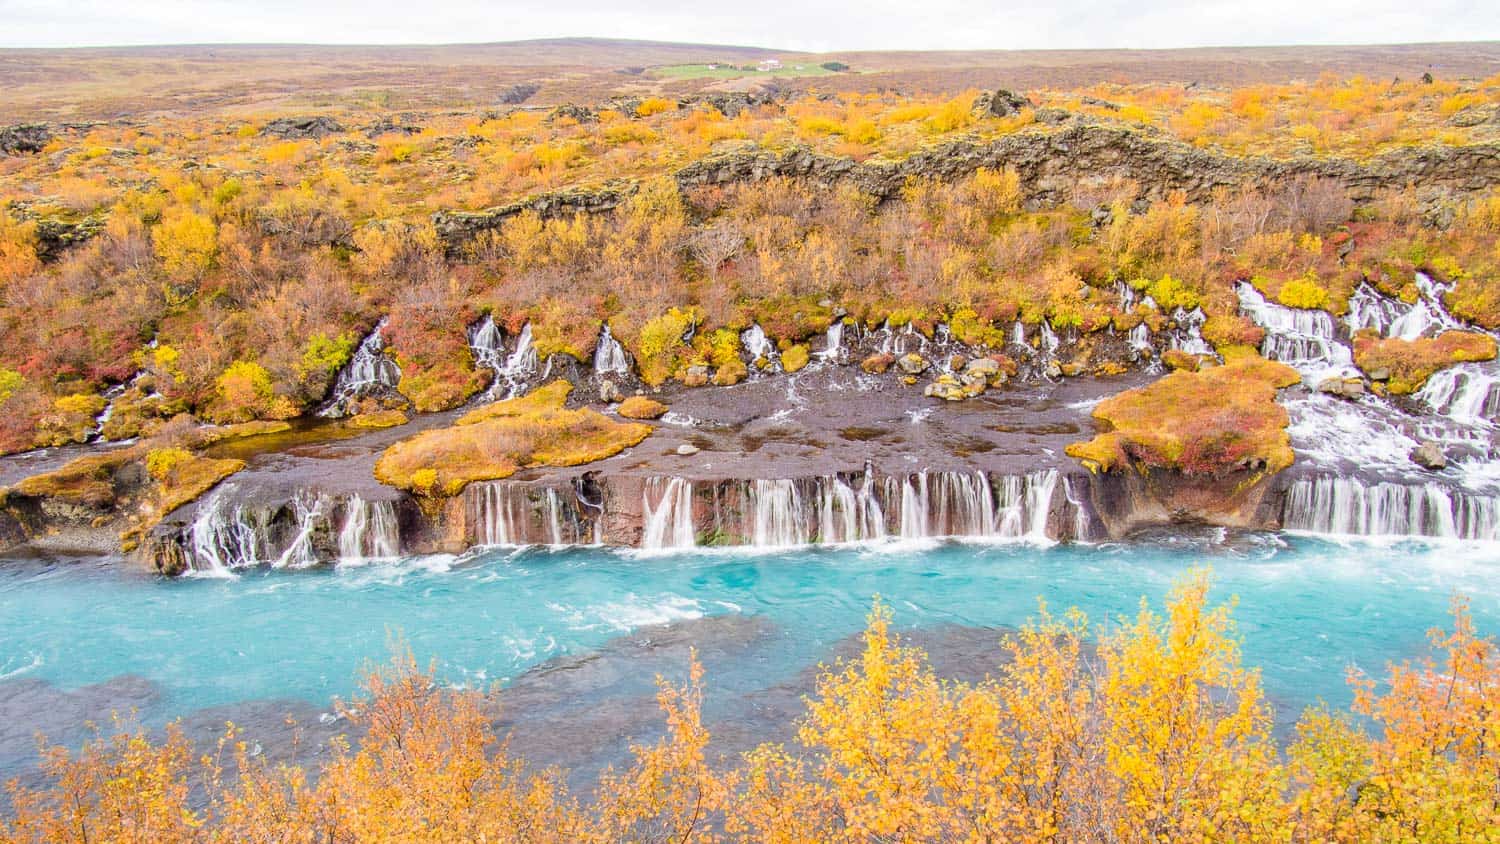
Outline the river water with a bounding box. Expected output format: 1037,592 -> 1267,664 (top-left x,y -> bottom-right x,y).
3,532 -> 1497,781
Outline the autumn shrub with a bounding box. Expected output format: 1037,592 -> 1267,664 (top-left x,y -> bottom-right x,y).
617,395 -> 668,419
1353,330 -> 1498,394
1277,277 -> 1330,309
374,381 -> 651,496
1067,352 -> 1300,474
208,361 -> 299,424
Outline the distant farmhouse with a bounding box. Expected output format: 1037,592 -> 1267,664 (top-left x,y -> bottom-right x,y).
757,59 -> 782,72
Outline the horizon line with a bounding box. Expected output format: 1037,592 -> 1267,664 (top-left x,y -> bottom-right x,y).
3,35 -> 1499,54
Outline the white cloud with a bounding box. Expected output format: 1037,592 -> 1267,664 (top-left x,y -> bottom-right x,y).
0,0 -> 1494,49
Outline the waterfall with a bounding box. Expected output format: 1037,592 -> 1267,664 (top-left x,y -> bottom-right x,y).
1235,283 -> 1351,375
993,470 -> 1058,541
465,481 -> 583,546
741,324 -> 779,373
188,491 -> 262,575
337,495 -> 399,562
1063,475 -> 1094,542
1127,323 -> 1152,356
927,471 -> 997,536
750,479 -> 810,546
272,494 -> 329,569
815,474 -> 886,544
483,322 -> 538,399
1343,276 -> 1457,341
468,315 -> 506,379
1168,307 -> 1214,357
898,473 -> 931,538
321,317 -> 402,416
1417,364 -> 1500,423
1010,321 -> 1026,349
1039,320 -> 1060,355
1283,475 -> 1500,541
593,324 -> 629,376
818,321 -> 845,363
642,477 -> 696,549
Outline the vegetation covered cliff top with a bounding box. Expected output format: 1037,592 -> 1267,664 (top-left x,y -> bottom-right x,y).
374,380 -> 652,496
0,64 -> 1498,462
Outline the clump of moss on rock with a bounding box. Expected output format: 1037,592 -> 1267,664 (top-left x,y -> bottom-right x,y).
1067,350 -> 1300,475
374,380 -> 651,497
1353,330 -> 1497,394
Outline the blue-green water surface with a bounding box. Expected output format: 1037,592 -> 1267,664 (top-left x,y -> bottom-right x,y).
3,534 -> 1497,737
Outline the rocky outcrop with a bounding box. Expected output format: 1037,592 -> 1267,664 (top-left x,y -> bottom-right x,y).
675,124 -> 1500,205
432,181 -> 638,251
431,121 -> 1500,251
679,91 -> 783,118
0,123 -> 52,155
548,104 -> 598,124
259,116 -> 345,140
32,215 -> 107,260
1084,467 -> 1283,536
363,118 -> 424,138
971,88 -> 1033,118
497,83 -> 541,105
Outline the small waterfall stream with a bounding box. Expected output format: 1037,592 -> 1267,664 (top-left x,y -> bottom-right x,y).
321,317 -> 402,416
642,477 -> 697,549
338,496 -> 400,561
1234,283 -> 1351,376
593,324 -> 629,376
741,324 -> 780,374
466,480 -> 588,546
469,319 -> 538,400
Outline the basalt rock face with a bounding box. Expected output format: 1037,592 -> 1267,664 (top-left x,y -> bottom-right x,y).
259,116 -> 345,140
32,215 -> 107,260
433,121 -> 1500,251
679,91 -> 784,118
1083,467 -> 1284,537
0,123 -> 53,156
432,182 -> 638,251
675,125 -> 1500,205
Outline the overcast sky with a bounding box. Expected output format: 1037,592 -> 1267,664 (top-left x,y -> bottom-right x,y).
1,0 -> 1496,50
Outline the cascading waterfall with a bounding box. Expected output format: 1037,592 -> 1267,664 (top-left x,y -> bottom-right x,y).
1039,321 -> 1060,356
815,474 -> 886,544
337,495 -> 400,561
488,323 -> 538,399
1127,323 -> 1153,356
1418,364 -> 1500,422
188,491 -> 263,575
1167,307 -> 1215,357
818,321 -> 846,363
273,494 -> 329,569
642,477 -> 697,549
593,324 -> 629,376
1234,283 -> 1350,374
749,479 -> 810,546
741,324 -> 779,373
321,317 -> 402,416
468,315 -> 506,379
466,480 -> 579,546
1282,476 -> 1500,540
1063,475 -> 1094,542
